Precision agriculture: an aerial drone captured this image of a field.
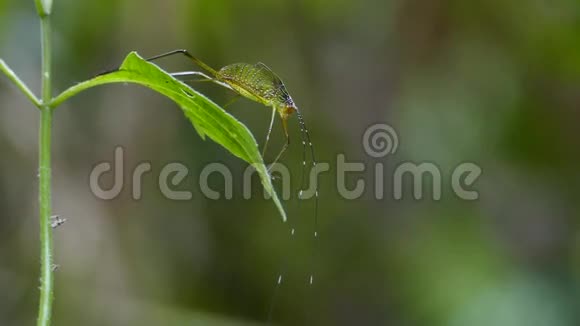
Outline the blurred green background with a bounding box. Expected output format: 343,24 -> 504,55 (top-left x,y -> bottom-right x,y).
1,0 -> 580,325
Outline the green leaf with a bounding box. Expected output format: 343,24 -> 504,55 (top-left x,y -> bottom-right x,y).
52,52 -> 286,221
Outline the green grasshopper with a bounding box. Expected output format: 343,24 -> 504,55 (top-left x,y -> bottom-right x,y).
146,50 -> 320,322
146,49 -> 315,168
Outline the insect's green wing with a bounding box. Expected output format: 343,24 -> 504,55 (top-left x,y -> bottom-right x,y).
218,63 -> 290,107
255,63 -> 294,104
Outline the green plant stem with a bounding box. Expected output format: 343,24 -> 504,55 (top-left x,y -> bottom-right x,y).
34,0 -> 52,17
0,60 -> 41,107
37,14 -> 54,326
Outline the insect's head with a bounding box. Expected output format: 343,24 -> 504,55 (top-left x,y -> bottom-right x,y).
280,104 -> 297,120
278,95 -> 297,120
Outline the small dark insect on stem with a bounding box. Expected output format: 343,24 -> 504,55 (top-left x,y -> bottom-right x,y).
50,215 -> 66,229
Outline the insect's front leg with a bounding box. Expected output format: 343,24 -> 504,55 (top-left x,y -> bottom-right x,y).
267,117 -> 290,173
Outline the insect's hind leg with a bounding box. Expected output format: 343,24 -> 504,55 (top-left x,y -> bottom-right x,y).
171,71 -> 214,82
145,49 -> 219,76
145,49 -> 191,62
96,49 -> 217,78
171,71 -> 233,90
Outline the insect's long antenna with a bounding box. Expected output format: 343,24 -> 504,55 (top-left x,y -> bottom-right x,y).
268,108 -> 318,324
266,226 -> 295,323
296,109 -> 318,247
266,117 -> 294,324
295,109 -> 310,208
295,108 -> 319,325
145,49 -> 219,77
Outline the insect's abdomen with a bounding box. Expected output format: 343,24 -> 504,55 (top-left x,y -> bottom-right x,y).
217,63 -> 289,107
